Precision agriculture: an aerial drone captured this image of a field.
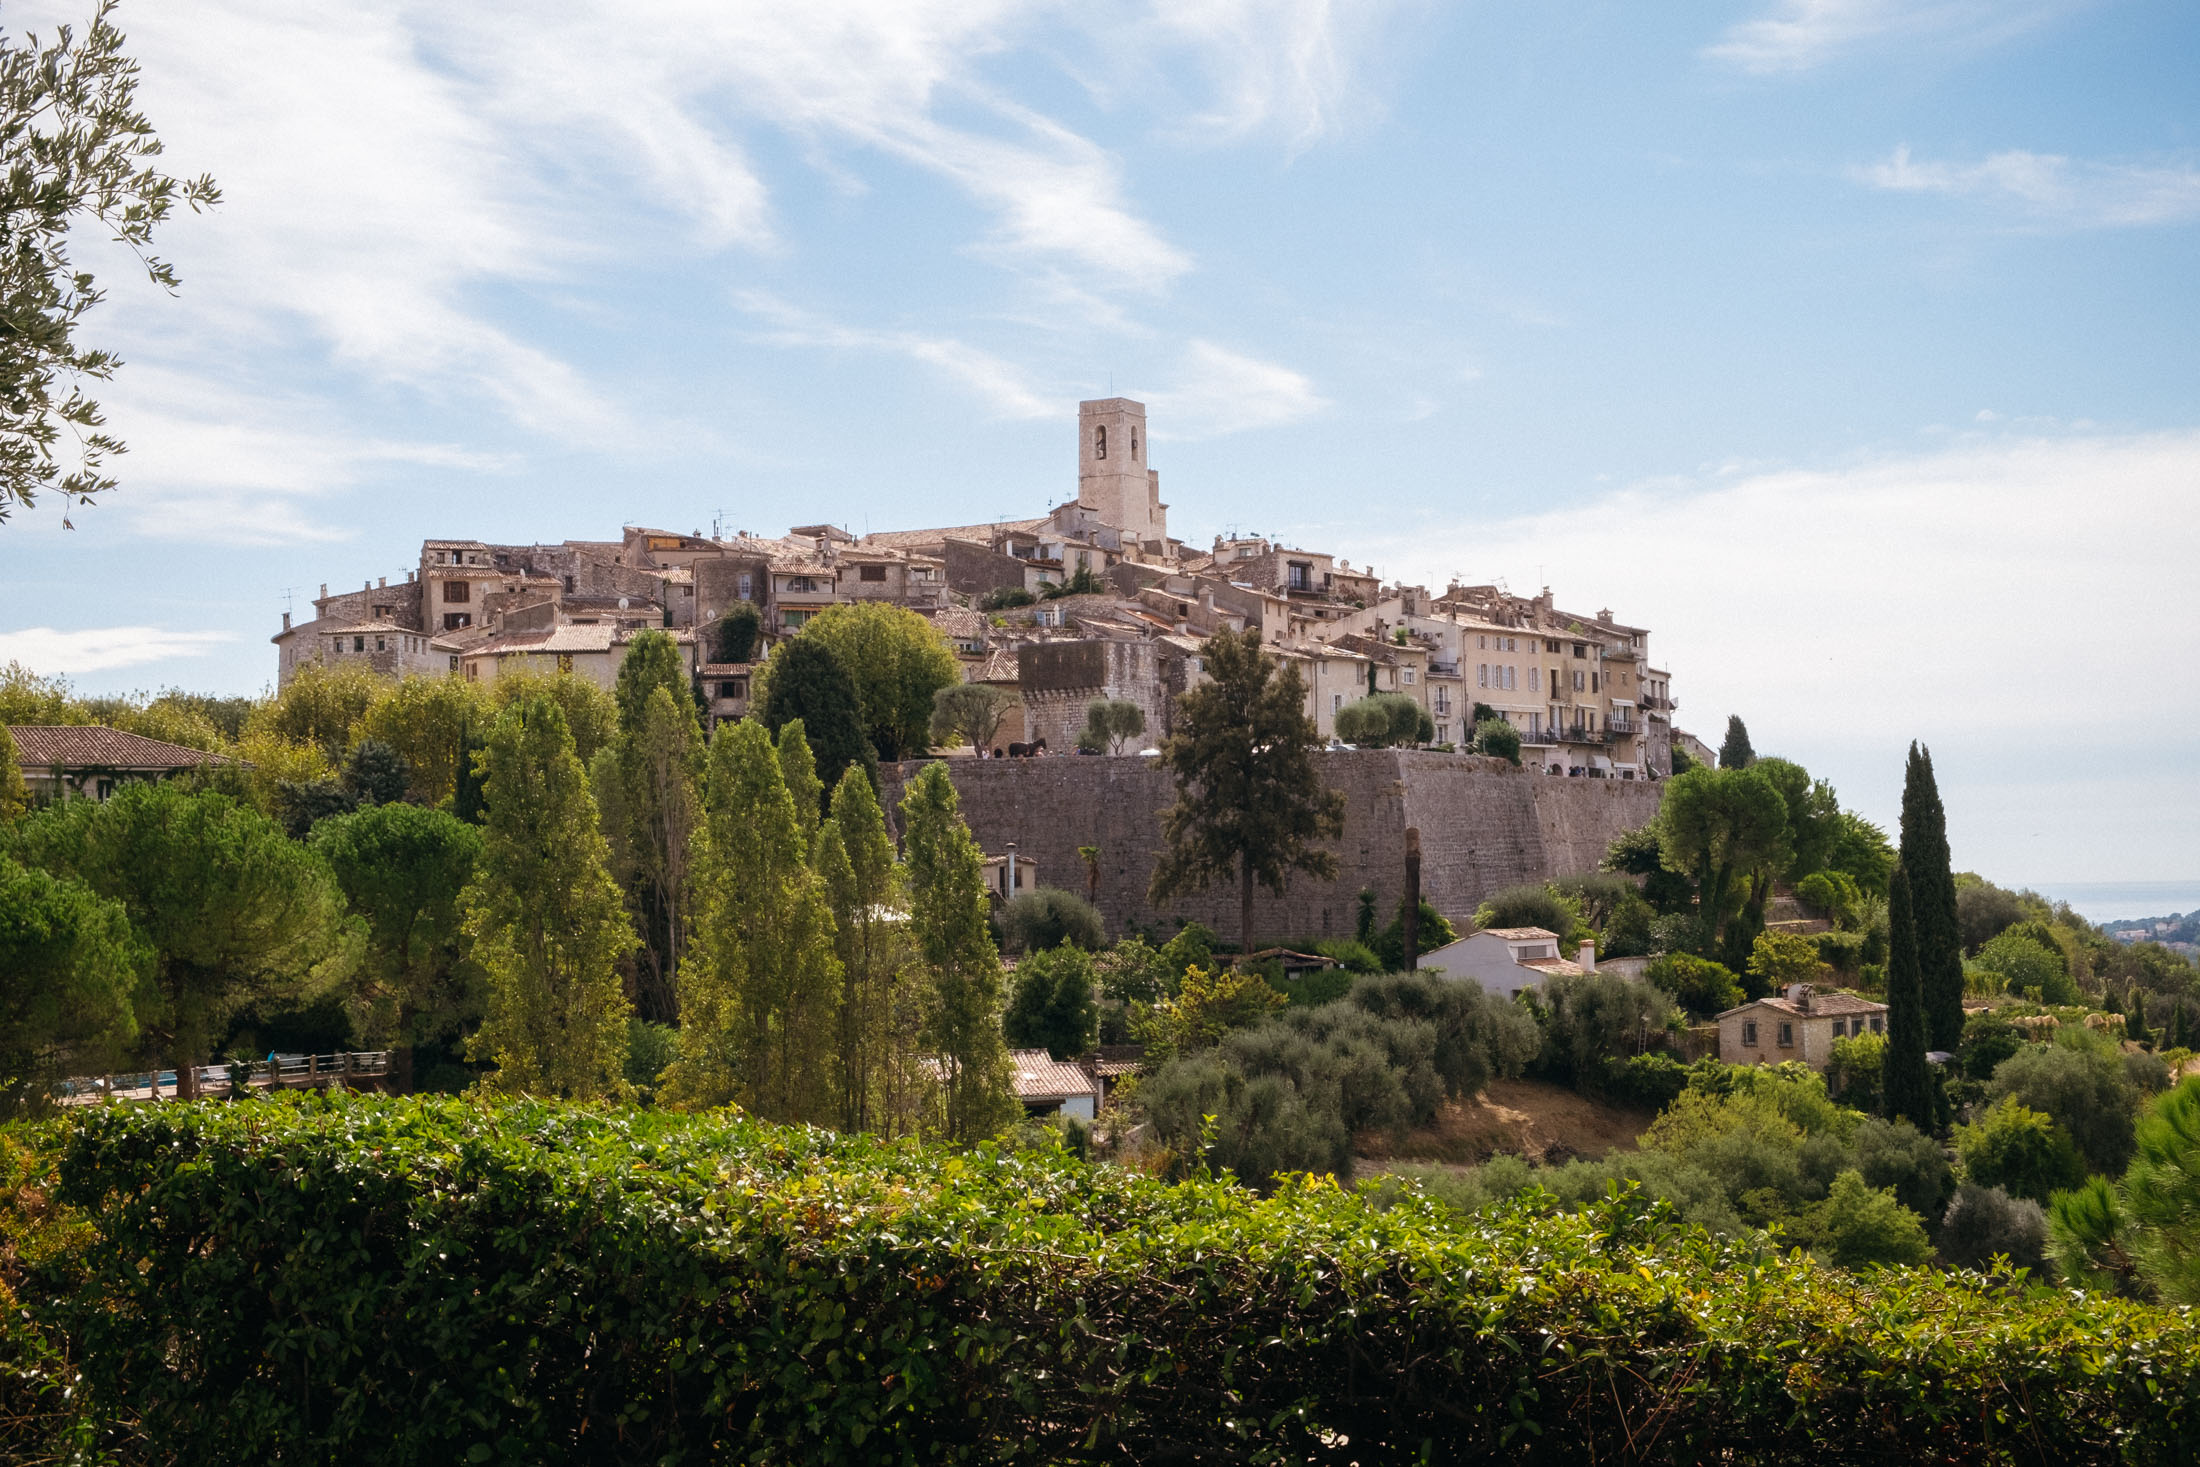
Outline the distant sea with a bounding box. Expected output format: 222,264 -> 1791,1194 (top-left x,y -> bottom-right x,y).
2021,881 -> 2200,924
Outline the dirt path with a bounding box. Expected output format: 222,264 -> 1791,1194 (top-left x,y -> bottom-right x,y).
1355,1077 -> 1657,1170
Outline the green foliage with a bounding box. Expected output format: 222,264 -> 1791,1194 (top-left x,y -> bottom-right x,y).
1751,756 -> 1841,880
1957,1096 -> 2086,1204
1899,742 -> 1966,1052
664,719 -> 838,1121
1000,887 -> 1105,954
1142,962 -> 1287,1056
1795,869 -> 1861,927
1747,930 -> 1823,995
1826,1030 -> 1884,1112
710,601 -> 762,664
1333,692 -> 1431,748
593,685 -> 704,1022
1848,1116 -> 1953,1221
1003,943 -> 1100,1059
1653,765 -> 1788,957
1531,970 -> 1678,1092
1151,629 -> 1343,953
1472,881 -> 1581,942
978,584 -> 1034,610
929,681 -> 1018,753
1956,878 -> 2042,953
354,673 -> 485,807
611,630 -> 688,735
1373,897 -> 1456,970
0,724 -> 27,824
1077,696 -> 1147,755
755,634 -> 874,798
459,696 -> 634,1101
817,764 -> 926,1137
623,1018 -> 678,1101
309,803 -> 482,1055
0,854 -> 145,1111
488,667 -> 620,768
1717,715 -> 1754,769
901,761 -> 1017,1140
28,1096 -> 2200,1460
774,717 -> 824,842
1805,1170 -> 1934,1269
1599,1051 -> 1692,1111
1646,952 -> 1745,1020
2050,1175 -> 2146,1299
1548,872 -> 1657,958
1311,937 -> 1382,974
1602,824 -> 1697,913
8,781 -> 356,1090
1977,928 -> 2078,1005
1938,1183 -> 2049,1275
1990,1035 -> 2140,1177
1470,717 -> 1521,764
0,2 -> 220,520
1962,1011 -> 2028,1080
1880,868 -> 1934,1131
1827,810 -> 1897,898
769,603 -> 959,762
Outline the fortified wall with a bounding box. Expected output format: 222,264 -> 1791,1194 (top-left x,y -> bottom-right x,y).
877,751 -> 1663,940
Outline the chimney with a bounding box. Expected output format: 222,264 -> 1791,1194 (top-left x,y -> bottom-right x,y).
1577,939 -> 1596,973
406,570 -> 415,582
319,583 -> 328,599
1787,982 -> 1812,1010
281,611 -> 291,631
378,576 -> 387,589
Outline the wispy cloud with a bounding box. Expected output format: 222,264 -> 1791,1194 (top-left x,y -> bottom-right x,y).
1855,145 -> 2200,228
1706,0 -> 2072,74
735,293 -> 1057,420
1142,0 -> 1401,149
1149,340 -> 1329,438
0,626 -> 238,676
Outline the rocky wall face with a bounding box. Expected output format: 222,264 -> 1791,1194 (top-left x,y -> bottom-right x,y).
876,751 -> 1662,944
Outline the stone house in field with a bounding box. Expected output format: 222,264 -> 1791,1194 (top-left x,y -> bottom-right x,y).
6,726 -> 230,803
1717,985 -> 1887,1071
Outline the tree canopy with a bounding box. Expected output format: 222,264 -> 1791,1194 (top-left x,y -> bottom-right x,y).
1151,628 -> 1345,954
756,635 -> 874,795
765,603 -> 959,761
931,682 -> 1017,754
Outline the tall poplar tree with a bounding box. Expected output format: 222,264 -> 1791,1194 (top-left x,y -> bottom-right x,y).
1880,866 -> 1934,1130
818,765 -> 926,1135
776,718 -> 824,845
0,723 -> 28,823
901,761 -> 1016,1140
1150,628 -> 1344,954
461,696 -> 635,1100
666,719 -> 841,1122
1900,741 -> 1966,1052
593,685 -> 702,1022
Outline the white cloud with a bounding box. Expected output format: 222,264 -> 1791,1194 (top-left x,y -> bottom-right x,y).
1149,340 -> 1328,438
1856,145 -> 2200,228
1706,0 -> 2071,74
1141,0 -> 1400,149
735,293 -> 1057,420
0,626 -> 237,676
1350,429 -> 2200,881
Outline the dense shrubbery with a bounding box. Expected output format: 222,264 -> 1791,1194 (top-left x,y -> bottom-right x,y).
11,1094 -> 2200,1464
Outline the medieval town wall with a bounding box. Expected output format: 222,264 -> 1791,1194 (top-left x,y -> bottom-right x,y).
876,751 -> 1662,941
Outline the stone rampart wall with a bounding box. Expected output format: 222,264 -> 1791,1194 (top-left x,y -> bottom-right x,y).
877,751 -> 1661,942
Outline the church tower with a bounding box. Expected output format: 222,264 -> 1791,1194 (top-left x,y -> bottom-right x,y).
1076,397 -> 1166,548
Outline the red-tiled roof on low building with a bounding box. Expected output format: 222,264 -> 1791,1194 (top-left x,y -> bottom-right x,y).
6,726 -> 227,771
1008,1049 -> 1098,1103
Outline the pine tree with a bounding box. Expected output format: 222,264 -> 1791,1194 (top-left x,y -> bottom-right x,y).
901,760 -> 1017,1140
1900,742 -> 1966,1051
665,719 -> 841,1122
1150,628 -> 1345,954
776,718 -> 824,844
461,696 -> 636,1100
592,685 -> 702,1023
1880,867 -> 1933,1130
1718,715 -> 1755,769
818,765 -> 927,1135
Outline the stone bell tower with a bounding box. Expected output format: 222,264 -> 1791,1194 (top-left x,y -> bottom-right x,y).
1076,397 -> 1167,548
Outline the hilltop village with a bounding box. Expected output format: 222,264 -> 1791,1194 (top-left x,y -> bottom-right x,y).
275,397 -> 1698,778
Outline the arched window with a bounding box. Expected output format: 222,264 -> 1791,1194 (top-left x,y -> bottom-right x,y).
1094,425 -> 1107,460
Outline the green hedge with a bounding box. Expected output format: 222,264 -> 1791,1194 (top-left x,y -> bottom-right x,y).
13,1094 -> 2200,1463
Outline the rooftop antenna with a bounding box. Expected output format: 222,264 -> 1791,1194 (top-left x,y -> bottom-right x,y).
280,586 -> 298,615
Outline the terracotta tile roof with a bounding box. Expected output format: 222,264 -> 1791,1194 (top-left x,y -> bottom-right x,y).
1090,1044 -> 1146,1078
1517,957 -> 1586,977
1718,992 -> 1889,1020
862,518 -> 1046,552
927,607 -> 986,640
1009,1049 -> 1098,1103
7,725 -> 228,770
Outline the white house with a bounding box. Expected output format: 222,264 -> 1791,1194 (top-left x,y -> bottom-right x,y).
1009,1049 -> 1100,1120
1420,926 -> 1590,999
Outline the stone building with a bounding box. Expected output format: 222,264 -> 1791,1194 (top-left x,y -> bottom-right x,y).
1718,986 -> 1887,1071
1016,637 -> 1194,753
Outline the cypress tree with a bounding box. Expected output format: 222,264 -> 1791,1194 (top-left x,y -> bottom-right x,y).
461,696 -> 636,1100
1880,867 -> 1934,1130
1899,742 -> 1966,1051
2127,990 -> 2152,1047
2174,1003 -> 2192,1052
1718,715 -> 1754,769
901,761 -> 1017,1141
665,719 -> 842,1122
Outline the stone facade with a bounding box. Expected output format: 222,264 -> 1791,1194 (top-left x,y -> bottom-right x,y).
876,750 -> 1661,940
1016,638 -> 1187,754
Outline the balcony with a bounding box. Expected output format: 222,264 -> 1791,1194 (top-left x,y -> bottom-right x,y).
1605,722 -> 1638,742
1518,726 -> 1557,746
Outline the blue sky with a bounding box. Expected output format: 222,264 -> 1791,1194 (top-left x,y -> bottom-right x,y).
1,0 -> 2195,887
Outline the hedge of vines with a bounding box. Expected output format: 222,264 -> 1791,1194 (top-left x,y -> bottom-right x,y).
4,1093 -> 2198,1464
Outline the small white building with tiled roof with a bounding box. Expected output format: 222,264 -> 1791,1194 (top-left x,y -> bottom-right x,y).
1009,1049 -> 1100,1120
1717,985 -> 1887,1071
7,726 -> 231,803
1419,926 -> 1593,999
